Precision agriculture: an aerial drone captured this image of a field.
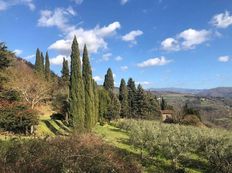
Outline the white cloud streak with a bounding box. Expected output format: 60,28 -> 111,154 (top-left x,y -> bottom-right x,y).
218,56 -> 230,62
0,0 -> 35,11
211,11 -> 232,28
137,56 -> 171,68
122,30 -> 143,44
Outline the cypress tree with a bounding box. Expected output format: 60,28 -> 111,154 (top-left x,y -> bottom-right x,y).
103,68 -> 114,91
93,80 -> 99,125
160,97 -> 168,110
127,78 -> 137,118
61,58 -> 69,86
69,36 -> 85,131
119,78 -> 129,118
107,92 -> 121,121
35,48 -> 43,74
82,44 -> 94,130
45,51 -> 50,81
135,84 -> 148,119
98,87 -> 110,123
41,52 -> 45,72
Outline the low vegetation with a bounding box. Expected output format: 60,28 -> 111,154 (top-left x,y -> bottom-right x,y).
114,119 -> 232,173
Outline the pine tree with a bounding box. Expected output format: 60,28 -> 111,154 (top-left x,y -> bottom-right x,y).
127,78 -> 137,118
45,51 -> 50,81
103,68 -> 114,91
119,78 -> 129,118
69,36 -> 85,131
82,44 -> 94,130
61,58 -> 69,86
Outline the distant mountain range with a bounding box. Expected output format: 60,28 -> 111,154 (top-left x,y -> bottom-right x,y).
149,87 -> 232,98
149,88 -> 204,94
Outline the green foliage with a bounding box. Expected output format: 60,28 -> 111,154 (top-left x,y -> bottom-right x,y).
107,92 -> 121,121
116,119 -> 232,172
160,97 -> 168,110
0,134 -> 142,173
61,57 -> 69,86
98,87 -> 110,122
44,51 -> 50,81
119,78 -> 129,118
69,36 -> 85,131
82,44 -> 94,130
0,101 -> 38,134
93,80 -> 99,126
35,48 -> 44,76
103,68 -> 114,91
127,78 -> 137,118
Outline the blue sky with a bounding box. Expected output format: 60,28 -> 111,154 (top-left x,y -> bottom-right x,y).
0,0 -> 232,89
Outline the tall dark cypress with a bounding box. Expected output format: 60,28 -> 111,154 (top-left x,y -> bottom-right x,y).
103,68 -> 114,91
69,36 -> 85,131
135,84 -> 148,119
45,51 -> 50,81
82,44 -> 94,130
61,58 -> 69,86
35,48 -> 43,74
127,78 -> 137,118
119,78 -> 129,118
93,80 -> 99,125
41,52 -> 45,72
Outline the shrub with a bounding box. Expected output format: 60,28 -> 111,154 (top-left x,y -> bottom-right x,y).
0,134 -> 142,173
0,100 -> 38,134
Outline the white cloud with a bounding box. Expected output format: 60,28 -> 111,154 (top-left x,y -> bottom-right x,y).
211,11 -> 232,28
71,0 -> 84,4
120,0 -> 128,5
161,28 -> 211,51
101,53 -> 112,61
121,66 -> 128,71
23,54 -> 35,59
115,56 -> 123,61
0,0 -> 35,11
161,37 -> 179,51
38,7 -> 121,56
38,7 -> 75,31
50,55 -> 69,65
218,56 -> 230,62
122,30 -> 143,44
14,49 -> 23,56
137,56 -> 171,68
178,29 -> 211,49
93,76 -> 103,82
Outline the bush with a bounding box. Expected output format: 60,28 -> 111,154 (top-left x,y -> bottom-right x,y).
0,134 -> 142,173
0,100 -> 38,134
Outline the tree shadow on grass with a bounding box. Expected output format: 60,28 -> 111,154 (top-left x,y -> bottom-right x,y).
54,120 -> 72,133
42,120 -> 62,136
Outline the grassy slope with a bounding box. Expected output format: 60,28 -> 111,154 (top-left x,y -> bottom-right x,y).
0,112 -> 205,173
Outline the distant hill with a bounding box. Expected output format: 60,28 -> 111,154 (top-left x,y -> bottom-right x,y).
197,87 -> 232,98
149,88 -> 204,94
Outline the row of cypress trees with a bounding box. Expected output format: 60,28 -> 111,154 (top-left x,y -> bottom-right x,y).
69,36 -> 98,131
35,49 -> 50,81
63,36 -> 161,131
